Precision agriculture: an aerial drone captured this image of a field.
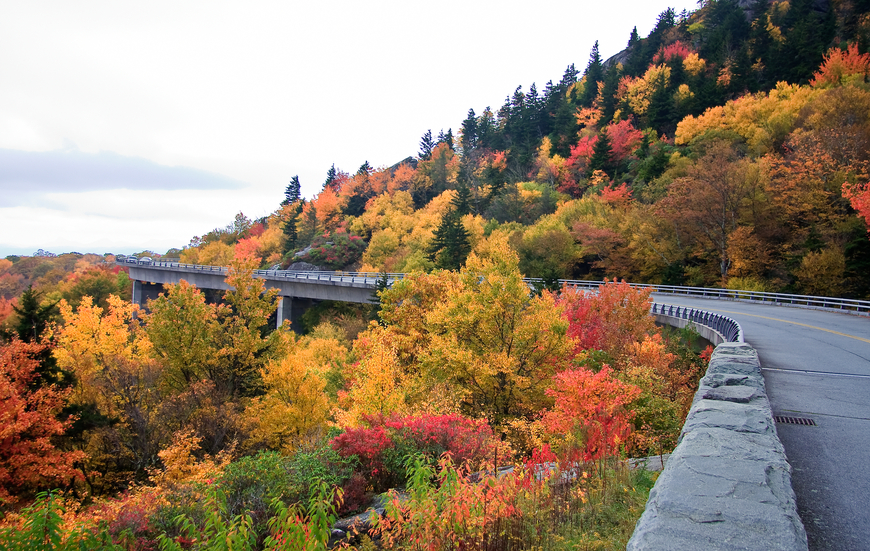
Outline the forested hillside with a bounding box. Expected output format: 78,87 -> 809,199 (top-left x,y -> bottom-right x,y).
171,0 -> 870,298
3,1 -> 870,549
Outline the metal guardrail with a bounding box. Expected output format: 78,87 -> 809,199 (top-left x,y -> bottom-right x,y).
531,278 -> 870,315
124,259 -> 870,315
650,303 -> 743,343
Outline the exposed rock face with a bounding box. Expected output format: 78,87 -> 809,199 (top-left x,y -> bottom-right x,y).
287,261 -> 321,271
627,343 -> 807,551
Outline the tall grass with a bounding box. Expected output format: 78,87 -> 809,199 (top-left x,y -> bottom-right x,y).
361,453 -> 656,551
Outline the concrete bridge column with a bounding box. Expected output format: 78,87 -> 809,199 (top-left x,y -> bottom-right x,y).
131,280 -> 143,318
277,296 -> 292,329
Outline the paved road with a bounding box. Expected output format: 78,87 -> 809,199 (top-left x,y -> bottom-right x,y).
653,295 -> 870,551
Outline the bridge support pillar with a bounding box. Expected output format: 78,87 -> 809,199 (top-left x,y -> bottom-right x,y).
277,296 -> 293,330
132,280 -> 143,317
130,281 -> 164,316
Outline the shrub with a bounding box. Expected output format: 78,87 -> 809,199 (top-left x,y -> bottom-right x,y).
286,446 -> 355,506
298,231 -> 366,270
330,414 -> 505,494
218,451 -> 293,532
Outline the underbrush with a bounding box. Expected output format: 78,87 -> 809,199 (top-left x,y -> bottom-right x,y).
357,452 -> 656,551
0,451 -> 656,551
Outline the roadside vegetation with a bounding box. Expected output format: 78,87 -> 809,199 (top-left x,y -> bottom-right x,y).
4,1 -> 870,548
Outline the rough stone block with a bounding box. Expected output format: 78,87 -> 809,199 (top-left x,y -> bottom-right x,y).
629,429 -> 805,551
681,398 -> 775,439
628,342 -> 807,550
702,385 -> 758,403
700,373 -> 766,392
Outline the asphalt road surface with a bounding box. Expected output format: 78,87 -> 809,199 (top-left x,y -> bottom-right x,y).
653,294 -> 870,551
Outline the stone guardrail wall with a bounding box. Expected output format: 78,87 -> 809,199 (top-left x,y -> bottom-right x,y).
627,342 -> 807,550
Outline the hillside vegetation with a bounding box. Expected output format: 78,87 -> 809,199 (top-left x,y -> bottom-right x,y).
171,0 -> 870,298
3,1 -> 870,549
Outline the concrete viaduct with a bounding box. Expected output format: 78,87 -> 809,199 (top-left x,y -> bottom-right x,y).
128,261 -> 384,330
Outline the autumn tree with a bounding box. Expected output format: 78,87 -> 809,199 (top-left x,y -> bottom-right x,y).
145,280 -> 219,391
540,366 -> 640,461
0,339 -> 85,504
843,181 -> 870,238
53,294 -> 164,483
422,233 -> 571,431
657,141 -> 766,280
558,280 -> 655,361
148,257 -> 282,399
245,336 -> 331,453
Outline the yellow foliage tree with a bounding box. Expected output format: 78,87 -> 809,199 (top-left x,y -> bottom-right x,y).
245,340 -> 330,453
422,233 -> 571,428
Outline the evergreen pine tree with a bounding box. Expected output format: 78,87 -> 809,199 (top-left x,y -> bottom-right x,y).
427,209 -> 471,271
420,130 -> 435,160
444,128 -> 454,150
588,130 -> 615,178
452,183 -> 472,216
357,161 -> 372,177
599,64 -> 621,124
281,175 -> 301,206
625,26 -> 646,77
581,41 -> 604,107
9,286 -> 58,343
646,70 -> 674,134
550,64 -> 581,157
282,201 -> 302,255
460,109 -> 478,154
6,287 -> 70,388
323,164 -> 337,191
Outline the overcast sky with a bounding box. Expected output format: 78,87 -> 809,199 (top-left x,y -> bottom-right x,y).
0,0 -> 699,257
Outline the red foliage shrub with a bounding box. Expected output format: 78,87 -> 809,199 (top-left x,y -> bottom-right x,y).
338,472 -> 370,516
654,40 -> 693,63
331,414 -> 504,493
541,367 -> 641,461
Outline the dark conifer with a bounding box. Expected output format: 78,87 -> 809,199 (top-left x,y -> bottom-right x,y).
282,201 -> 303,254
9,286 -> 58,343
420,130 -> 435,160
323,164 -> 338,191
452,184 -> 472,216
281,175 -> 301,206
427,211 -> 471,271
357,161 -> 372,177
588,130 -> 615,177
581,41 -> 604,107
6,287 -> 70,388
460,109 -> 478,154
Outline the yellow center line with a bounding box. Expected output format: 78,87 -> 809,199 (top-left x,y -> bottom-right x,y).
658,303 -> 870,344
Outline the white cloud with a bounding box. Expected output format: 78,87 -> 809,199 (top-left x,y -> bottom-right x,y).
0,0 -> 699,255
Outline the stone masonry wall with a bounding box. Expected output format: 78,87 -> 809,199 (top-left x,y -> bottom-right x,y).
627,342 -> 808,550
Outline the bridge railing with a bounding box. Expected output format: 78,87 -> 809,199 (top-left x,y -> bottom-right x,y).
650,303 -> 743,343
124,259 -> 870,315
528,277 -> 870,315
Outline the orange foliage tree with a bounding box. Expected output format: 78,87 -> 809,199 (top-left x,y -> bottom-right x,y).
558,279 -> 654,360
540,366 -> 640,461
811,43 -> 870,88
843,181 -> 870,238
0,339 -> 85,504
